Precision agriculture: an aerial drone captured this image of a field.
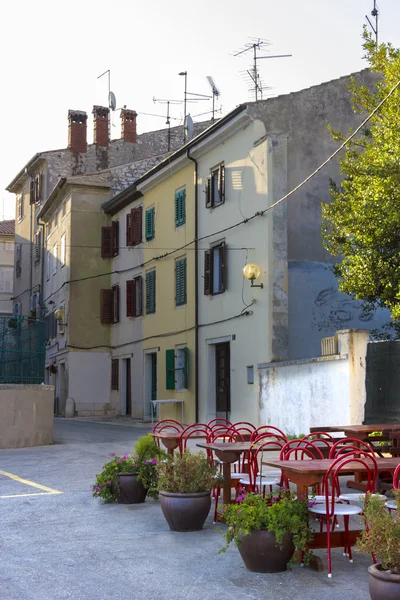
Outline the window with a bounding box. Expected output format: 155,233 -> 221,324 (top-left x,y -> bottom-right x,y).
46,251 -> 51,281
204,242 -> 226,295
145,270 -> 156,314
13,301 -> 22,317
0,269 -> 13,293
15,245 -> 22,278
205,164 -> 225,208
29,292 -> 40,317
175,257 -> 187,306
126,207 -> 142,246
52,244 -> 57,275
100,286 -> 119,324
60,233 -> 66,266
175,188 -> 186,227
111,359 -> 119,390
247,365 -> 254,384
34,231 -> 41,264
101,221 -> 119,258
166,347 -> 189,390
45,312 -> 57,340
126,275 -> 143,317
17,195 -> 24,221
145,207 -> 155,241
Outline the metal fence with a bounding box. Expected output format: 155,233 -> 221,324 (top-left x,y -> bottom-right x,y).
0,316 -> 46,384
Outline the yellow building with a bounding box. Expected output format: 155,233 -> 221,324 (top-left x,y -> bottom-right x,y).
136,163 -> 196,424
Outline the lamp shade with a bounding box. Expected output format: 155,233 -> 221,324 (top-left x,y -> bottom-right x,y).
243,263 -> 261,281
54,308 -> 64,321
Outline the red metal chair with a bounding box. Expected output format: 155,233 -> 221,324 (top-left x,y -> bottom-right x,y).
302,432 -> 335,454
329,438 -> 375,458
250,425 -> 287,442
179,423 -> 211,453
280,439 -> 324,461
252,432 -> 288,446
308,454 -> 377,578
386,464 -> 400,512
208,418 -> 232,430
239,439 -> 286,495
152,420 -> 184,446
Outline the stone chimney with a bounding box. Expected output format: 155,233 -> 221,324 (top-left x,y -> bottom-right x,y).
120,108 -> 137,143
92,105 -> 109,147
68,110 -> 87,153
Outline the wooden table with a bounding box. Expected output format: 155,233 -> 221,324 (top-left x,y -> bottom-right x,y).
152,431 -> 207,455
310,424 -> 400,437
263,457 -> 400,571
197,442 -> 252,506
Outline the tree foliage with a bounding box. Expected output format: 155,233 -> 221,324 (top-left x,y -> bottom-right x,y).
322,29 -> 400,324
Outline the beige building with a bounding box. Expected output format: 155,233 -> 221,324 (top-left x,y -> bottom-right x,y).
0,220 -> 14,315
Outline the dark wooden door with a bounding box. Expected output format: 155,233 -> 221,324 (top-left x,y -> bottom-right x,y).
126,358 -> 131,416
215,342 -> 230,414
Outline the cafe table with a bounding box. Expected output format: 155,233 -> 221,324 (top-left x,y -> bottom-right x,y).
262,457 -> 400,571
310,424 -> 400,438
152,431 -> 208,455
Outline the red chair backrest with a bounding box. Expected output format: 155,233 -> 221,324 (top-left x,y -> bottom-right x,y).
393,464 -> 400,490
280,439 -> 324,460
323,453 -> 377,517
248,439 -> 286,489
302,432 -> 334,447
179,424 -> 211,452
226,425 -> 254,440
152,419 -> 184,434
251,432 -> 288,446
208,418 -> 232,430
329,438 -> 374,458
231,421 -> 256,431
251,426 -> 287,442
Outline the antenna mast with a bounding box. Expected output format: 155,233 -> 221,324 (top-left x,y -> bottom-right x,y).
178,71 -> 211,142
153,97 -> 182,151
366,0 -> 379,47
97,69 -> 117,140
234,38 -> 292,101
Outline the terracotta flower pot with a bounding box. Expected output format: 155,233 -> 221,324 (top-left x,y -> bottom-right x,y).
159,490 -> 211,531
237,530 -> 294,573
368,563 -> 400,600
115,473 -> 147,504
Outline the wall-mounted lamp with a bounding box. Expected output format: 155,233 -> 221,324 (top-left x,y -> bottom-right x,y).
54,307 -> 65,321
243,263 -> 263,289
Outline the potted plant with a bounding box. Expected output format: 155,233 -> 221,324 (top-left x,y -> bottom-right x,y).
49,362 -> 57,374
220,490 -> 313,573
156,450 -> 218,531
92,434 -> 167,504
356,490 -> 400,599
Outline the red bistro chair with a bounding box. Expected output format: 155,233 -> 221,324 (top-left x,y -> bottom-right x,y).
329,438 -> 375,459
308,454 -> 377,578
302,432 -> 335,455
179,423 -> 211,453
239,439 -> 286,495
152,420 -> 184,447
386,463 -> 400,512
250,425 -> 287,442
208,418 -> 232,431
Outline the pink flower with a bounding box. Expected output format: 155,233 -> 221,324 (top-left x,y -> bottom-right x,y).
106,481 -> 112,485
122,454 -> 129,460
151,459 -> 157,465
116,460 -> 121,464
237,509 -> 243,514
109,452 -> 116,457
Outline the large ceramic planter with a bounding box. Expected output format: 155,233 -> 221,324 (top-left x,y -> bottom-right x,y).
237,530 -> 294,573
159,490 -> 211,531
368,563 -> 400,600
115,473 -> 148,504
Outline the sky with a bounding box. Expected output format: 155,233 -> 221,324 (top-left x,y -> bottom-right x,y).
1,0 -> 399,220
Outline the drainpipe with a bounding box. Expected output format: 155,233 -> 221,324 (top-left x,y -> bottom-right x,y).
37,219 -> 46,319
187,149 -> 199,422
25,168 -> 34,309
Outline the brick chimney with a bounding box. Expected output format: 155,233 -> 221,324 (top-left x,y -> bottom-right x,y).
120,108 -> 137,143
92,105 -> 109,147
68,110 -> 87,153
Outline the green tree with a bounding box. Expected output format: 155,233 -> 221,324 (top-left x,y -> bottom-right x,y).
322,29 -> 400,332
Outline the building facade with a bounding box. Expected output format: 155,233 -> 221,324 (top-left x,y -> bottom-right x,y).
0,220 -> 14,316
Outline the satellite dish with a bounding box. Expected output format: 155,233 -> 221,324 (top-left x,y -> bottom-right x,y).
109,91 -> 117,111
184,114 -> 194,139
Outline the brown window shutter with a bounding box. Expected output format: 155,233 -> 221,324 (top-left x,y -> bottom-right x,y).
205,177 -> 212,208
126,213 -> 133,246
101,227 -> 113,258
111,359 -> 119,390
114,285 -> 120,323
100,289 -> 113,323
221,242 -> 227,292
37,173 -> 43,203
132,207 -> 143,245
218,165 -> 225,204
204,250 -> 212,295
126,280 -> 134,317
30,180 -> 35,204
112,221 -> 119,256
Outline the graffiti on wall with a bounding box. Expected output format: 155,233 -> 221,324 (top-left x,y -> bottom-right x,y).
312,287 -> 374,332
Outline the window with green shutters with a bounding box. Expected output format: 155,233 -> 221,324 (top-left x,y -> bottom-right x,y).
145,270 -> 156,314
175,188 -> 186,227
145,207 -> 155,241
166,347 -> 189,390
175,257 -> 187,306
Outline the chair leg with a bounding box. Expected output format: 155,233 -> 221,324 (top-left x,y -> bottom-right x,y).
213,485 -> 220,523
327,518 -> 332,578
343,515 -> 353,562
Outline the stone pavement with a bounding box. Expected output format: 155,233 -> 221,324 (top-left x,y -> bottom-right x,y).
0,419 -> 372,600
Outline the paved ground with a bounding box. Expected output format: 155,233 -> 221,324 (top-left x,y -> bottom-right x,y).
0,419 -> 373,600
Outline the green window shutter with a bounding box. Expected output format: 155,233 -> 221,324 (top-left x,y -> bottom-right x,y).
145,208 -> 155,241
175,189 -> 186,226
166,349 -> 175,390
183,346 -> 189,389
146,270 -> 156,314
175,257 -> 187,306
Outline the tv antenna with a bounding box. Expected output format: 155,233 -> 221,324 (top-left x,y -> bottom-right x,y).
97,69 -> 118,139
178,71 -> 211,142
206,76 -> 220,121
234,38 -> 292,101
366,1 -> 379,47
153,97 -> 183,151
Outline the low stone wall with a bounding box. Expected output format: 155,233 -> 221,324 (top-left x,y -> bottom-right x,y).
0,384 -> 54,449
